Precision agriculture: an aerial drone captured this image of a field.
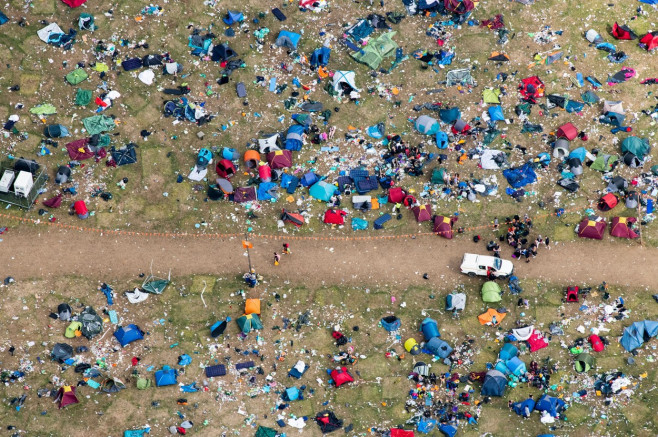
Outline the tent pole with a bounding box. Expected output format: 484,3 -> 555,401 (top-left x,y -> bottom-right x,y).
244,232 -> 253,272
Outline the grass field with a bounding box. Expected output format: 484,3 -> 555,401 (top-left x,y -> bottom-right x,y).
0,0 -> 656,245
0,274 -> 657,436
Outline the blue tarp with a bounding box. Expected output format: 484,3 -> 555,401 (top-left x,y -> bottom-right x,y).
257,182 -> 278,201
351,217 -> 368,230
488,105 -> 505,121
535,394 -> 566,417
154,365 -> 178,387
620,320 -> 658,351
503,163 -> 537,188
114,324 -> 144,347
417,418 -> 437,434
439,424 -> 457,437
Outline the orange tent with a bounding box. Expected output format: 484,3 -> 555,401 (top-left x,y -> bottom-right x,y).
244,150 -> 261,169
478,308 -> 506,326
245,298 -> 261,315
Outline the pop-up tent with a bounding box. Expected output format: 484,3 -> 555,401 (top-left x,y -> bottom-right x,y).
276,30 -> 301,49
499,343 -> 518,361
482,281 -> 502,303
425,337 -> 453,359
236,313 -> 263,333
154,365 -> 178,387
55,385 -> 79,408
415,115 -> 440,136
518,76 -> 545,102
310,181 -> 337,202
610,217 -> 638,239
574,353 -> 595,373
557,122 -> 578,140
332,71 -> 359,94
640,31 -> 658,51
267,150 -> 293,169
620,320 -> 658,352
481,370 -> 507,396
61,0 -> 88,7
421,317 -> 440,340
412,204 -> 432,222
598,193 -> 618,211
621,136 -> 651,167
505,356 -> 527,376
114,324 -> 144,347
433,215 -> 454,238
577,218 -> 607,240
330,367 -> 354,387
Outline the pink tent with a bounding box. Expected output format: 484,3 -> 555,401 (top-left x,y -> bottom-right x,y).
61,0 -> 88,7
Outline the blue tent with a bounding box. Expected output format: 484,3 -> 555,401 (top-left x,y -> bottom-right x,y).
276,30 -> 301,49
415,115 -> 440,135
310,47 -> 331,68
425,337 -> 452,359
506,356 -> 527,376
488,105 -> 505,121
503,163 -> 537,189
300,172 -> 319,187
565,100 -> 585,113
436,131 -> 449,149
439,424 -> 457,437
284,386 -> 301,401
499,343 -> 518,361
124,428 -> 150,437
620,320 -> 658,352
154,365 -> 178,387
44,124 -> 71,138
257,182 -> 278,201
309,181 -> 337,202
0,11 -> 8,25
600,112 -> 625,126
285,124 -> 306,151
420,317 -> 440,341
439,107 -> 460,124
280,173 -> 299,194
114,324 -> 144,347
417,417 -> 437,434
512,398 -> 536,417
223,11 -> 243,25
535,394 -> 565,417
481,370 -> 507,396
568,147 -> 587,163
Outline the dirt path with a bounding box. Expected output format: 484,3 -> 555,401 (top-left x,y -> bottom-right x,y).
2,227 -> 656,289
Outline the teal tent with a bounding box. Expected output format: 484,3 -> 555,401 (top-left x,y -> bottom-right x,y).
309,181 -> 337,202
142,270 -> 170,294
621,136 -> 650,160
237,313 -> 263,333
415,115 -> 440,135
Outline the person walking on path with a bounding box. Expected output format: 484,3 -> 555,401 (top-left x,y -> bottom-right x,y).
282,243 -> 291,255
274,252 -> 281,266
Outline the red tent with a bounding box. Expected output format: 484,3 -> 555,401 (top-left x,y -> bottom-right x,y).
215,159 -> 236,178
640,31 -> 658,51
433,215 -> 455,239
610,216 -> 639,239
566,286 -> 579,302
612,22 -> 637,40
597,193 -> 618,211
577,218 -> 606,240
412,204 -> 432,222
390,430 -> 415,437
266,150 -> 293,169
61,0 -> 88,7
518,76 -> 545,102
527,330 -> 549,352
54,386 -> 79,408
324,209 -> 347,225
233,186 -> 257,203
330,367 -> 354,387
73,200 -> 88,217
66,138 -> 95,160
281,209 -> 304,227
388,187 -> 407,204
589,335 -> 605,352
557,123 -> 578,141
43,194 -> 63,208
444,0 -> 475,15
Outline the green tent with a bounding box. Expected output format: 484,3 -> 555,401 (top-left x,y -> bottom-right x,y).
75,88 -> 92,106
136,378 -> 151,390
65,321 -> 82,338
82,115 -> 116,135
482,281 -> 502,303
237,313 -> 263,334
351,31 -> 398,70
621,136 -> 650,160
30,103 -> 57,116
66,68 -> 89,85
142,278 -> 170,294
590,154 -> 618,172
482,88 -> 501,104
574,353 -> 594,373
431,168 -> 448,185
255,426 -> 277,437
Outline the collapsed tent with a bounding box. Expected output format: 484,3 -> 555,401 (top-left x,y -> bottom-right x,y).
612,22 -> 637,40
577,218 -> 607,240
324,209 -> 348,225
415,115 -> 440,136
276,30 -> 301,49
640,31 -> 658,51
330,367 -> 354,387
315,410 -> 343,434
512,398 -> 535,418
620,320 -> 658,352
478,308 -> 506,326
610,217 -> 638,239
621,136 -> 651,167
281,209 -> 305,227
518,76 -> 545,102
79,306 -> 103,339
446,292 -> 466,312
535,394 -> 566,417
446,68 -> 475,87
503,163 -> 537,188
351,32 -> 398,69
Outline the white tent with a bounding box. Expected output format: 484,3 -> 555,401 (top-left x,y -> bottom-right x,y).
38,23 -> 65,43
511,325 -> 534,341
258,134 -> 281,153
480,150 -> 508,170
332,71 -> 359,93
